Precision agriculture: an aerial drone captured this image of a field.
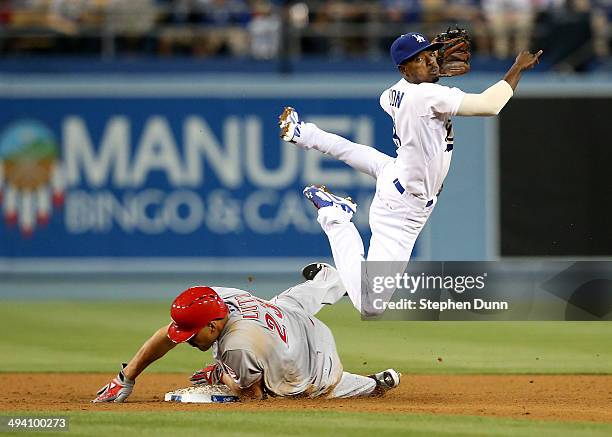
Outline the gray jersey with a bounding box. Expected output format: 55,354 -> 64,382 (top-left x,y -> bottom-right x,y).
210,286 -> 343,397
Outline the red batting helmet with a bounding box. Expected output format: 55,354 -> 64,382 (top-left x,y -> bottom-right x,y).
167,286 -> 229,343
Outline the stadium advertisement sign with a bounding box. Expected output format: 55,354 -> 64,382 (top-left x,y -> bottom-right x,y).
0,97 -> 392,259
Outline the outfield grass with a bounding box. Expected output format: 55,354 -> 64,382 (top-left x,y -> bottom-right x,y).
2,300 -> 611,436
2,411 -> 612,437
1,300 -> 610,374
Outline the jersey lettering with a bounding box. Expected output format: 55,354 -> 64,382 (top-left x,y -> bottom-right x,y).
235,294 -> 260,319
389,89 -> 405,109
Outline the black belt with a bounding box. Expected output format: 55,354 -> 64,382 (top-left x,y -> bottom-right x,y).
393,178 -> 441,207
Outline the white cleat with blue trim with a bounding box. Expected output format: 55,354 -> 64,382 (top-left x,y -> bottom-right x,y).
303,185 -> 357,218
278,106 -> 303,143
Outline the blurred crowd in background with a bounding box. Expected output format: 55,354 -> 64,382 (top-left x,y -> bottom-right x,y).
0,0 -> 610,71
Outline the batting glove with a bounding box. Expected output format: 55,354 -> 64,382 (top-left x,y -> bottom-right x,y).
189,364 -> 223,386
92,363 -> 135,403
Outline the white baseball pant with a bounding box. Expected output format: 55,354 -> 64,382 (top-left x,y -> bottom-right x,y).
298,123 -> 435,313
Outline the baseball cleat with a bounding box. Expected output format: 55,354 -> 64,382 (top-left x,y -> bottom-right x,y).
368,368 -> 401,391
301,262 -> 348,299
303,185 -> 357,216
301,262 -> 333,281
279,106 -> 302,143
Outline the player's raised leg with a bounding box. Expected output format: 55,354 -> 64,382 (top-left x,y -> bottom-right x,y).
279,107 -> 392,179
303,185 -> 365,312
271,262 -> 346,316
367,209 -> 425,261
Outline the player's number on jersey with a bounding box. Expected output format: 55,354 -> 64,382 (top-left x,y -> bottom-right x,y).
392,120 -> 401,148
257,298 -> 284,320
265,313 -> 288,344
256,298 -> 288,344
444,118 -> 454,152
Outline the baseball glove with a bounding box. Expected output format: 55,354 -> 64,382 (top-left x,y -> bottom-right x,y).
434,26 -> 471,77
190,363 -> 223,386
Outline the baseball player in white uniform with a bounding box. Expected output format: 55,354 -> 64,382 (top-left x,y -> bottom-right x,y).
93,263 -> 400,402
279,32 -> 542,313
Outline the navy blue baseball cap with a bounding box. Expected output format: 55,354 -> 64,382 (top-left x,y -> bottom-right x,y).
390,32 -> 444,66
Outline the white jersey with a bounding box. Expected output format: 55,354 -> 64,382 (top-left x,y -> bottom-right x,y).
210,287 -> 343,398
380,79 -> 465,200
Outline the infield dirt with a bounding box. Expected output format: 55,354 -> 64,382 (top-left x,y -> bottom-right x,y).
2,373 -> 612,423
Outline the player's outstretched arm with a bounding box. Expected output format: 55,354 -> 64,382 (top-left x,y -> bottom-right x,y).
503,50 -> 543,90
221,373 -> 265,400
122,324 -> 177,380
456,50 -> 543,117
92,324 -> 177,403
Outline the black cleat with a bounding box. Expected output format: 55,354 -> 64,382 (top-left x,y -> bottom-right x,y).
368,369 -> 401,391
302,263 -> 325,281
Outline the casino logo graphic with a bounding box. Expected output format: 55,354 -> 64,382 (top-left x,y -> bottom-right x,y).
0,120 -> 64,237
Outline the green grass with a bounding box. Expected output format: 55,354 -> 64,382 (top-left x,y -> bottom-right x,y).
2,300 -> 611,435
0,300 -> 611,374
2,411 -> 612,437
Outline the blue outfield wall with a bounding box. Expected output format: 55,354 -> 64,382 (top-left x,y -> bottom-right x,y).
1,96 -> 384,258
1,73 -> 607,274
